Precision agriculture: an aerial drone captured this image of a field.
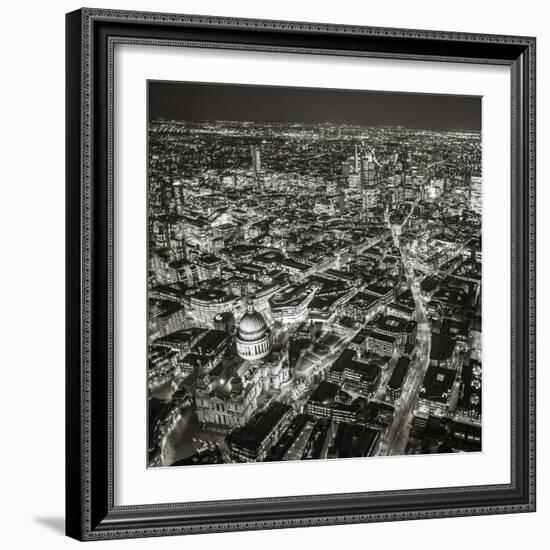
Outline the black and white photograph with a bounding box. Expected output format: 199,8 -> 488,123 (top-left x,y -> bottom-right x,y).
0,0 -> 542,546
147,81 -> 483,468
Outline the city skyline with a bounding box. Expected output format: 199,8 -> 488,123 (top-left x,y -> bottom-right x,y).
147,82 -> 482,468
148,80 -> 481,131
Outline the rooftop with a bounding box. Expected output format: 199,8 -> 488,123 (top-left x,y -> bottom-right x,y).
308,380 -> 339,404
375,315 -> 408,333
430,333 -> 457,362
364,284 -> 394,297
330,349 -> 381,383
270,283 -> 316,309
347,291 -> 379,309
193,330 -> 229,356
331,424 -> 380,458
343,361 -> 381,382
155,328 -> 205,346
367,330 -> 397,344
421,366 -> 456,403
388,356 -> 411,390
229,402 -> 292,449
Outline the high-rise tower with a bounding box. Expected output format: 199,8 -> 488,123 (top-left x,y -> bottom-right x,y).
250,144 -> 262,191
360,149 -> 379,213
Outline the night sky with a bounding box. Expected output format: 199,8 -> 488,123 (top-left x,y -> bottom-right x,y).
148,80 -> 481,132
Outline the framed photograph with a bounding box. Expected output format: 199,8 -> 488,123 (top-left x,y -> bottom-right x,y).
66,8 -> 536,541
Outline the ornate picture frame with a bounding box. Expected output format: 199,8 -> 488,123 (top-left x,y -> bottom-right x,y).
66,8 -> 536,541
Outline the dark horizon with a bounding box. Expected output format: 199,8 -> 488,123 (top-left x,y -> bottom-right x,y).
148,80 -> 481,132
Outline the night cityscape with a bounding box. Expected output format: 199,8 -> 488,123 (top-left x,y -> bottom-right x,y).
147,84 -> 482,468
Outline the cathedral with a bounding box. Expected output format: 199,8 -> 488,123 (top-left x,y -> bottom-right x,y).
194,301 -> 291,430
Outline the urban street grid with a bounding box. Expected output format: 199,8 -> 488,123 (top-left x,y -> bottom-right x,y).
147,84 -> 482,467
